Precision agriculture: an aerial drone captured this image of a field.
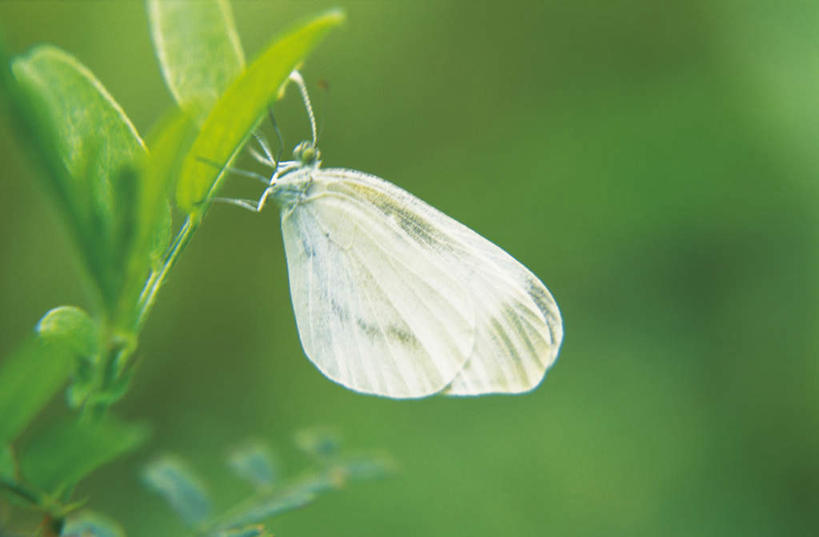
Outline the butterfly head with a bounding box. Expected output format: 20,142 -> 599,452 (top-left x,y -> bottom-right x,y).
293,141 -> 321,168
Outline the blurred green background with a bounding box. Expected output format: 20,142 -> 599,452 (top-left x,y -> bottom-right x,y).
2,1 -> 819,535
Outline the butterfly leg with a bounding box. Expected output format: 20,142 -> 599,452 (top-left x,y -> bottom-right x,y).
212,197 -> 264,212
274,162 -> 300,176
195,156 -> 272,185
250,106 -> 286,169
255,185 -> 278,212
248,141 -> 276,169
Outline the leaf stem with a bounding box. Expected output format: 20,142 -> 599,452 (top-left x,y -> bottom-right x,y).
135,214 -> 200,330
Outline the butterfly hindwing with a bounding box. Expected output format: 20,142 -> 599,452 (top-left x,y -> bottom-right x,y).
440,234 -> 563,395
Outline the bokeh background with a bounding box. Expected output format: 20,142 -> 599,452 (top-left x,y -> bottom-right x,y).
2,1 -> 819,535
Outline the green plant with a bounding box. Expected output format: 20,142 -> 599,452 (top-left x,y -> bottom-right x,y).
143,432 -> 391,537
0,2 -> 385,535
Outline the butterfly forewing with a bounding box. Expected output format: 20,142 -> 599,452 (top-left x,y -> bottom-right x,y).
281,171 -> 477,397
278,168 -> 562,398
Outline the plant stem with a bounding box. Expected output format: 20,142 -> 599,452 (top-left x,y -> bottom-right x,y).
84,213 -> 202,410
135,214 -> 200,331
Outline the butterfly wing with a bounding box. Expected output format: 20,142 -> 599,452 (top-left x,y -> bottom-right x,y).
279,168 -> 562,398
280,170 -> 477,398
438,223 -> 563,396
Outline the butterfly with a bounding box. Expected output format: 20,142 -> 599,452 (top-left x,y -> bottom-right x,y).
221,71 -> 563,398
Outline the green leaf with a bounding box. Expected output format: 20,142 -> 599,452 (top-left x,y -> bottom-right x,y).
141,111 -> 198,260
36,306 -> 103,409
228,442 -> 278,489
10,46 -> 147,312
37,306 -> 99,358
19,416 -> 148,494
0,336 -> 73,444
61,511 -> 125,537
148,0 -> 245,122
143,456 -> 211,526
122,109 -> 198,330
149,200 -> 173,271
176,9 -> 345,212
0,445 -> 14,482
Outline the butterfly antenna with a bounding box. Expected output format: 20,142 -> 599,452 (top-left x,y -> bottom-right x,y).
289,70 -> 317,146
316,79 -> 329,142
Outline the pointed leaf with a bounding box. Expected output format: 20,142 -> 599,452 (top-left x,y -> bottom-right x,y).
62,511 -> 125,537
228,442 -> 277,489
141,111 -> 198,257
11,46 -> 146,310
148,0 -> 245,122
0,336 -> 72,444
121,109 -> 198,329
19,416 -> 148,493
176,9 -> 345,212
143,456 -> 211,526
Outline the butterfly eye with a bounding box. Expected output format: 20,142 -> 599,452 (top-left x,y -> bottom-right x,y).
293,141 -> 320,166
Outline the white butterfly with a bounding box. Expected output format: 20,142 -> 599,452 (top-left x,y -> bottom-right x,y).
224,72 -> 563,398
